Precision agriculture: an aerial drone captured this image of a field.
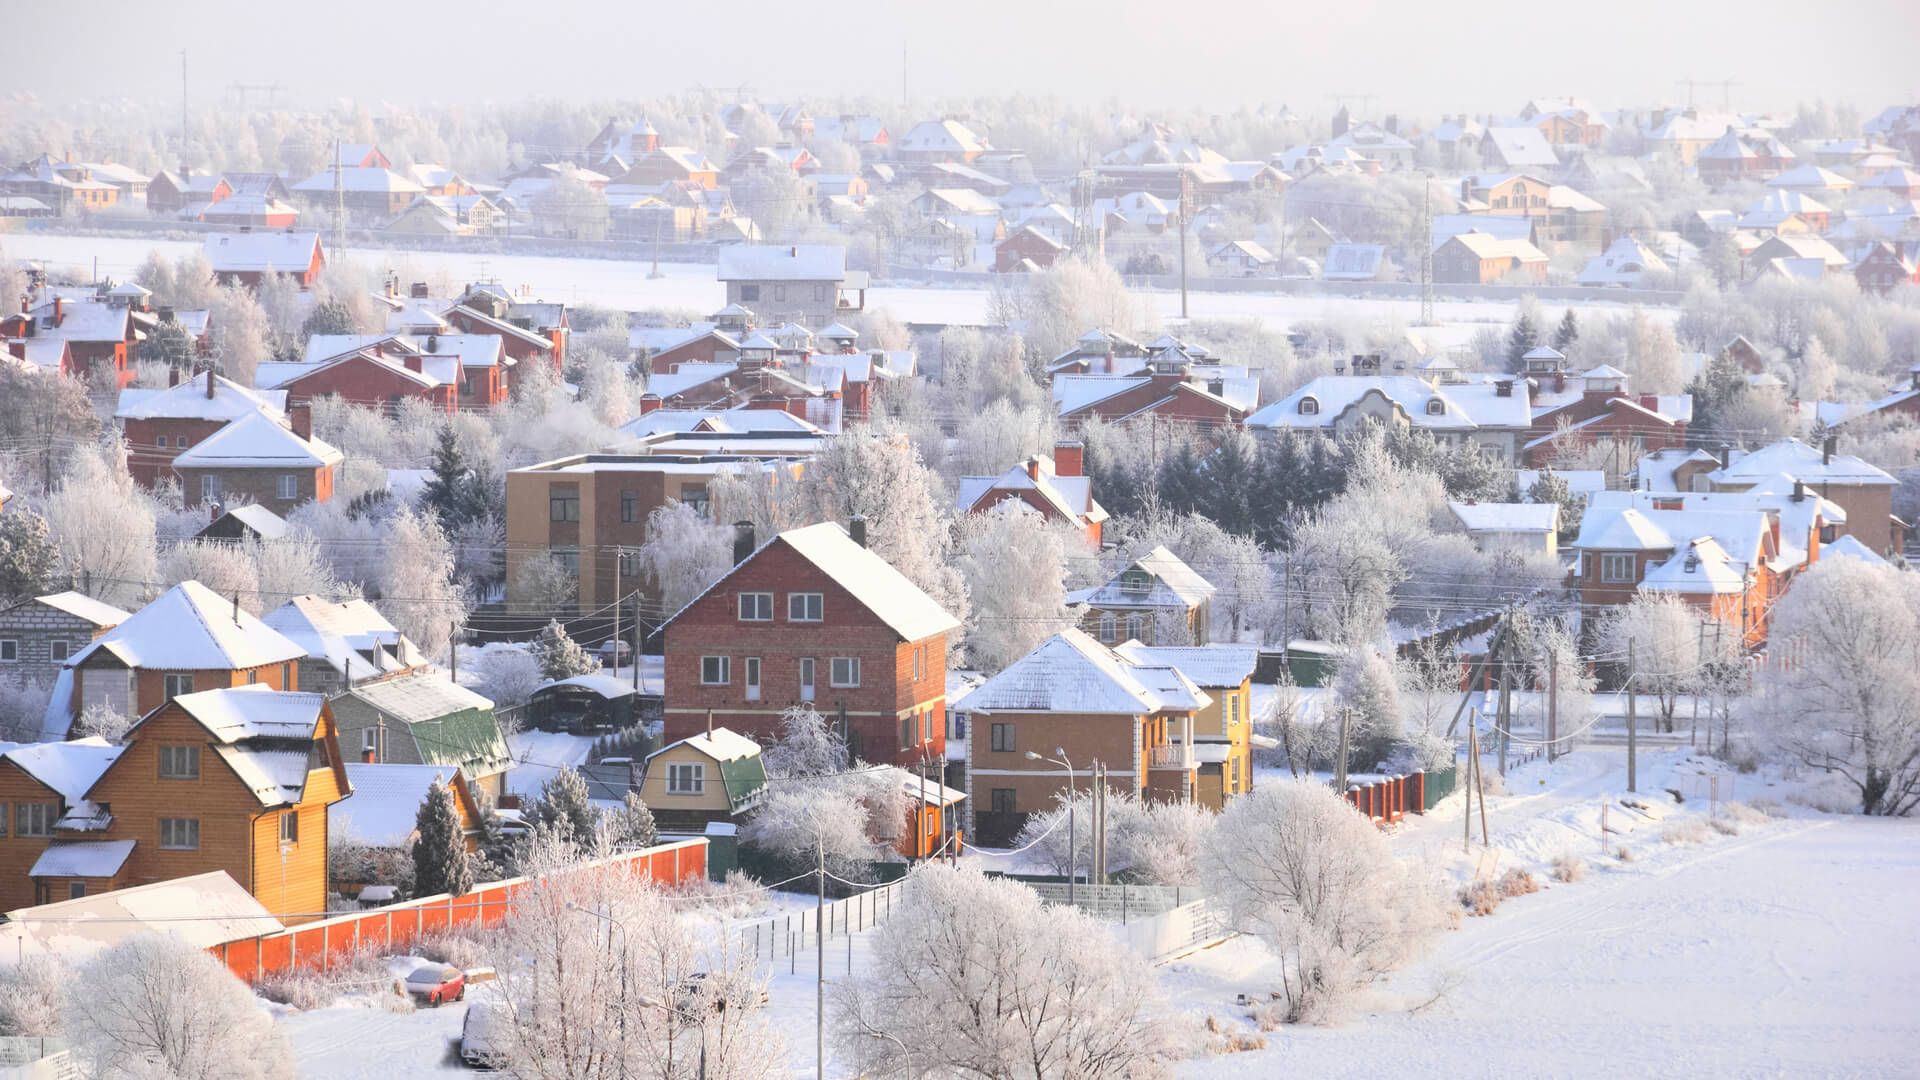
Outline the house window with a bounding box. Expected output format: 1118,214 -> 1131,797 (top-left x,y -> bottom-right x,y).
363,728 -> 379,755
830,657 -> 860,688
774,285 -> 787,302
1600,553 -> 1636,583
813,285 -> 828,302
159,818 -> 200,850
990,722 -> 1015,753
156,435 -> 169,448
50,640 -> 70,662
738,592 -> 773,621
201,475 -> 221,502
68,883 -> 85,900
682,486 -> 710,518
798,657 -> 816,701
951,713 -> 967,740
900,713 -> 917,750
1098,613 -> 1116,642
163,674 -> 194,701
279,811 -> 299,844
739,285 -> 760,302
667,762 -> 705,795
1121,570 -> 1150,595
553,548 -> 581,576
912,648 -> 923,681
14,804 -> 53,838
617,551 -> 638,577
549,488 -> 580,522
620,490 -> 640,523
1298,396 -> 1319,415
788,593 -> 823,622
0,640 -> 15,662
745,657 -> 762,701
277,475 -> 298,500
158,746 -> 200,780
990,788 -> 1016,814
1127,614 -> 1146,642
700,656 -> 731,685
1425,399 -> 1445,415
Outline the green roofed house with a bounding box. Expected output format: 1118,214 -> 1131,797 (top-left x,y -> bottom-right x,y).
327,673 -> 511,801
637,727 -> 767,834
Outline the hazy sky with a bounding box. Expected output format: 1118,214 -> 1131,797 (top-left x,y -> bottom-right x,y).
6,0 -> 1915,118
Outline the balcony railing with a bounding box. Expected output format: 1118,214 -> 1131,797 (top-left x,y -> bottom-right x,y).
1148,743 -> 1196,770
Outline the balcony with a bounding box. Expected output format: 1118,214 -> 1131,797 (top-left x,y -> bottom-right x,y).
1148,743 -> 1196,770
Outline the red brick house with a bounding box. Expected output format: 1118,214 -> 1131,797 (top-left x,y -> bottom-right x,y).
115,371 -> 289,488
171,410 -> 342,513
659,521 -> 960,767
1854,241 -> 1920,295
16,296 -> 136,388
258,342 -> 459,414
1053,362 -> 1252,428
147,169 -> 231,216
202,232 -> 326,290
995,226 -> 1067,272
953,442 -> 1108,547
1523,365 -> 1690,466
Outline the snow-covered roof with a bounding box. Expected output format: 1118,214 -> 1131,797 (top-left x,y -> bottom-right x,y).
1449,502 -> 1560,534
953,456 -> 1108,526
291,168 -> 422,194
716,245 -> 847,282
1112,642 -> 1259,688
172,685 -> 326,742
201,232 -> 321,274
1071,546 -> 1218,610
1767,164 -> 1855,191
777,522 -> 961,641
346,675 -> 494,724
861,764 -> 967,807
1248,375 -> 1531,432
29,839 -> 135,879
115,375 -> 286,422
962,629 -> 1205,715
1640,537 -> 1748,595
70,580 -> 306,672
1485,126 -> 1560,166
262,595 -> 423,680
1712,438 -> 1895,487
1576,235 -> 1671,286
209,504 -> 291,541
0,871 -> 280,958
332,763 -> 466,847
172,411 -> 343,470
31,591 -> 131,627
535,672 -> 638,700
648,727 -> 762,764
1572,507 -> 1675,551
4,738 -> 123,807
1820,533 -> 1889,566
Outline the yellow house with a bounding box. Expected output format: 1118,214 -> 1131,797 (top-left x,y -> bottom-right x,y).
1116,643 -> 1258,809
637,728 -> 767,834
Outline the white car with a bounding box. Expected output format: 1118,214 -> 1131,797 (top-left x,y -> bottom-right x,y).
460,1001 -> 505,1069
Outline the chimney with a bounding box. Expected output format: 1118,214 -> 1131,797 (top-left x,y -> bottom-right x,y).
1716,443 -> 1731,469
1640,393 -> 1660,412
1026,456 -> 1041,481
1053,440 -> 1084,478
1822,436 -> 1836,465
1554,370 -> 1566,394
638,394 -> 662,415
288,402 -> 313,442
158,304 -> 174,324
410,281 -> 430,299
1792,479 -> 1808,502
1208,377 -> 1226,397
789,246 -> 798,257
426,333 -> 439,353
361,746 -> 377,765
168,366 -> 180,388
848,514 -> 868,548
732,521 -> 756,565
52,296 -> 62,326
206,364 -> 216,400
403,354 -> 422,373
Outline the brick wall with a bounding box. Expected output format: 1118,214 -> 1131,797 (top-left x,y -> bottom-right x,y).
0,610 -> 99,690
175,463 -> 333,514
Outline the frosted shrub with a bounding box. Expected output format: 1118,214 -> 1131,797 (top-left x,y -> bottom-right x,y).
1660,818 -> 1711,845
1497,867 -> 1540,897
1551,855 -> 1586,883
0,957 -> 64,1036
1458,878 -> 1503,917
65,935 -> 295,1079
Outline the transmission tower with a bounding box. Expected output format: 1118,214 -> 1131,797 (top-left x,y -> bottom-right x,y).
332,139 -> 346,255
1418,172 -> 1435,327
1070,169 -> 1098,259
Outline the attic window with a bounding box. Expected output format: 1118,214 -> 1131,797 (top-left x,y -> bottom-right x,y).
1425,399 -> 1445,415
1121,570 -> 1151,595
1298,396 -> 1319,416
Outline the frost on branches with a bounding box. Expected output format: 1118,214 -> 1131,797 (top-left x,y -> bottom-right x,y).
835,866 -> 1176,1080
1749,558 -> 1920,816
954,502 -> 1073,671
1012,788 -> 1212,886
64,934 -> 295,1080
634,500 -> 731,613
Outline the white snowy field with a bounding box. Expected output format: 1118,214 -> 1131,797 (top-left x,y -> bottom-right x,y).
0,231 -> 1669,345
276,748 -> 1919,1078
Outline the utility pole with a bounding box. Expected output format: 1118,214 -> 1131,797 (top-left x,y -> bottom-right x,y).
631,595 -> 643,695
448,623 -> 459,684
1334,706 -> 1352,793
1626,637 -> 1639,793
815,842 -> 825,1080
1418,171 -> 1435,327
180,51 -> 189,151
1496,608 -> 1512,776
1176,170 -> 1193,321
1547,644 -> 1559,763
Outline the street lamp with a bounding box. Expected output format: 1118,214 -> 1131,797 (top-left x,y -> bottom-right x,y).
1024,747 -> 1076,906
570,903 -> 714,1080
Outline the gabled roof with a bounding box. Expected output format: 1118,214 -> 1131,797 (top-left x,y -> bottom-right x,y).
960,629 -> 1208,715
340,673 -> 508,777
114,374 -> 285,422
332,764 -> 473,847
716,244 -> 847,282
1070,546 -> 1218,610
1640,537 -> 1748,595
29,591 -> 131,628
262,595 -> 423,680
172,411 -> 343,470
1712,437 -> 1895,487
954,457 -> 1109,527
201,232 -> 322,274
202,504 -> 290,541
0,870 -> 279,958
4,738 -> 123,810
1112,642 -> 1259,688
1449,501 -> 1560,534
69,580 -> 306,672
152,685 -> 332,807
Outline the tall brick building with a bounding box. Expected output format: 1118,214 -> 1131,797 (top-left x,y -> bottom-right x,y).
657,521 -> 959,767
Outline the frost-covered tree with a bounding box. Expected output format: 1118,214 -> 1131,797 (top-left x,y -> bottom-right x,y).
0,365 -> 99,493
741,780 -> 883,880
0,510 -> 59,603
0,956 -> 63,1037
1014,787 -> 1211,886
633,500 -> 730,613
760,703 -> 847,778
473,646 -> 544,710
834,866 -> 1174,1079
0,673 -> 50,743
1525,468 -> 1585,544
255,272 -> 307,354
1622,308 -> 1684,395
42,445 -> 157,607
1600,592 -> 1704,732
413,778 -> 473,898
953,502 -> 1071,671
991,256 -> 1147,363
160,541 -> 262,611
1749,558 -> 1920,816
248,527 -> 345,605
206,284 -> 274,387
1334,647 -> 1406,765
512,552 -> 578,611
613,790 -> 658,850
74,702 -> 133,743
64,933 -> 295,1080
300,296 -> 358,339
529,766 -> 598,849
533,619 -> 599,681
1202,780 -> 1447,1024
376,505 -> 469,661
1552,309 -> 1579,354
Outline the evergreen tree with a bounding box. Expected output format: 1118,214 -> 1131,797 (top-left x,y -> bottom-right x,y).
1552,309 -> 1579,354
1155,439 -> 1205,516
614,790 -> 657,850
137,319 -> 196,371
1526,468 -> 1585,543
300,298 -> 358,339
411,779 -> 473,898
1505,312 -> 1540,372
468,791 -> 517,880
529,766 -> 597,848
533,619 -> 598,680
1201,429 -> 1259,537
420,426 -> 488,530
0,511 -> 60,603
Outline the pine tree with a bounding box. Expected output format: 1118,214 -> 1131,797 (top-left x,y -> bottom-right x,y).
300,298 -> 358,339
530,766 -> 597,848
615,790 -> 657,850
1202,429 -> 1259,537
412,779 -> 473,898
0,511 -> 59,603
1505,312 -> 1539,372
420,426 -> 487,530
1156,440 -> 1205,516
533,619 -> 598,680
1526,468 -> 1584,542
1552,309 -> 1579,354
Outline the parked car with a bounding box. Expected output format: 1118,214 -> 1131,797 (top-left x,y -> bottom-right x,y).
674,971 -> 769,1013
461,1001 -> 505,1069
405,963 -> 466,1006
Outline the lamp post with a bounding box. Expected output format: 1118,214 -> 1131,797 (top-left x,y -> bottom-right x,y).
569,903 -> 713,1080
1024,747 -> 1076,906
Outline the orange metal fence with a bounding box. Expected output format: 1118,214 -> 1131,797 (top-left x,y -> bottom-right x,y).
211,838 -> 708,984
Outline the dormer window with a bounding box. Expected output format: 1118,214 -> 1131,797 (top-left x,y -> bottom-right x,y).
1425,399 -> 1445,415
1298,396 -> 1319,416
1121,570 -> 1151,595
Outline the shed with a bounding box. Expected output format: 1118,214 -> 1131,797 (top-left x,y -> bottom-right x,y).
529,672 -> 640,733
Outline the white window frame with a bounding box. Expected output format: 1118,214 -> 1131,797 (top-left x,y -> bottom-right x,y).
49,640 -> 70,662
788,592 -> 823,622
200,475 -> 221,502
277,474 -> 298,500
830,657 -> 860,688
667,762 -> 705,795
155,435 -> 169,448
279,810 -> 298,844
1600,553 -> 1636,584
1097,613 -> 1116,643
738,592 -> 773,622
744,656 -> 761,701
798,657 -> 816,702
700,656 -> 731,686
14,803 -> 52,838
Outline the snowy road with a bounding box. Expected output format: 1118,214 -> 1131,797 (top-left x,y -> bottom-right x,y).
1170,750 -> 1920,1079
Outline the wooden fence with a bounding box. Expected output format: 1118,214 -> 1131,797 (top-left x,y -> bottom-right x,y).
1345,765 -> 1457,826
210,838 -> 707,984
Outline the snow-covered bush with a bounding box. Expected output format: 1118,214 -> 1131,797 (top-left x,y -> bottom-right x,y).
953,501 -> 1073,670
1551,855 -> 1586,883
471,645 -> 543,709
1660,817 -> 1711,845
532,619 -> 598,681
633,499 -> 730,612
1203,780 -> 1448,1024
0,956 -> 63,1036
1497,867 -> 1539,897
64,933 -> 295,1079
1013,787 -> 1212,886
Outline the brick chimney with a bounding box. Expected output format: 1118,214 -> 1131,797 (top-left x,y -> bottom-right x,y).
848,515 -> 868,548
1053,440 -> 1084,478
1025,456 -> 1041,481
288,402 -> 313,441
638,394 -> 662,415
168,366 -> 180,388
52,296 -> 62,326
410,281 -> 430,299
1822,436 -> 1836,465
1640,393 -> 1660,412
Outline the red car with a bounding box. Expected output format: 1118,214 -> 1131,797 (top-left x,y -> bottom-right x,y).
404,963 -> 466,1006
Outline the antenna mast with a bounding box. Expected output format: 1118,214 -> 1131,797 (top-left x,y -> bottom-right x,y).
1419,172 -> 1435,327
332,139 -> 346,254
